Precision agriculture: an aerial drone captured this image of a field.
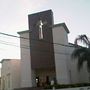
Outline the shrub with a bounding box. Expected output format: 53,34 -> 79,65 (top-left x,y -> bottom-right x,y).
44,83 -> 90,89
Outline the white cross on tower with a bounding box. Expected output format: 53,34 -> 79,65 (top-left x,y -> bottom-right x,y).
39,20 -> 44,39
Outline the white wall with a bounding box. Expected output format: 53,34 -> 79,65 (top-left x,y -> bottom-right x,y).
19,24 -> 70,87
19,31 -> 33,87
53,24 -> 89,84
19,24 -> 90,88
67,45 -> 89,83
11,60 -> 21,89
67,46 -> 79,83
1,60 -> 11,90
53,25 -> 70,84
1,59 -> 21,90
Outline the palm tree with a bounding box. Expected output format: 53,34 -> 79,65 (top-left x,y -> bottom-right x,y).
72,34 -> 90,73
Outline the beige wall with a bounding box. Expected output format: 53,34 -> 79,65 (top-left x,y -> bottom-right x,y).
19,31 -> 34,87
19,24 -> 70,87
52,25 -> 70,84
19,24 -> 90,87
67,45 -> 89,83
53,24 -> 89,84
66,45 -> 79,83
1,59 -> 21,90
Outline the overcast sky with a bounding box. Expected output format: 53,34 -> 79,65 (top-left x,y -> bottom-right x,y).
0,0 -> 90,62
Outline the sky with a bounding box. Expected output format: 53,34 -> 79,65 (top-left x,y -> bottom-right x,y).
0,0 -> 90,62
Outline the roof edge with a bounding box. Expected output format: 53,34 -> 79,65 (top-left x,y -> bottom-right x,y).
53,23 -> 70,33
17,23 -> 70,34
17,30 -> 29,34
0,59 -> 10,63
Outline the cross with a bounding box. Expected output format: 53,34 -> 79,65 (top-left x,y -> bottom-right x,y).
39,20 -> 44,39
36,20 -> 47,39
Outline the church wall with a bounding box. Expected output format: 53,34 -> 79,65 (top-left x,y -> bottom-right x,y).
11,60 -> 21,89
52,25 -> 70,84
1,60 -> 12,90
1,59 -> 20,90
53,26 -> 68,45
19,25 -> 90,88
67,46 -> 89,83
78,62 -> 89,83
67,46 -> 79,83
19,32 -> 33,87
19,30 -> 55,87
53,24 -> 89,84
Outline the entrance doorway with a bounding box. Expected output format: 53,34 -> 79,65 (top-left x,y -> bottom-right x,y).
35,68 -> 56,87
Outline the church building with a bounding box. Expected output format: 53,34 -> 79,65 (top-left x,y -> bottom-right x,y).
18,10 -> 89,88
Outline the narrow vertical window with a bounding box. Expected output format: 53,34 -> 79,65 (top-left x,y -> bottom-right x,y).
7,73 -> 10,89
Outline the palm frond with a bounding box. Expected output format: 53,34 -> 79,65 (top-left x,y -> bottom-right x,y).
83,35 -> 90,45
72,47 -> 87,59
71,47 -> 90,71
72,34 -> 90,72
77,52 -> 88,71
87,61 -> 90,72
74,35 -> 90,47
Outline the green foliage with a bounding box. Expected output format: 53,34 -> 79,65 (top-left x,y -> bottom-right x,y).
72,34 -> 90,72
44,83 -> 90,89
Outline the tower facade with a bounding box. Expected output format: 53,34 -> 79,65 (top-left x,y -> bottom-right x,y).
18,10 -> 70,87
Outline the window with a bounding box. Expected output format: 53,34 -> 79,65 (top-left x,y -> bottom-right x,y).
7,73 -> 10,89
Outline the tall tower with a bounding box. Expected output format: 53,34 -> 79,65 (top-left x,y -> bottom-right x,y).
28,10 -> 56,86
28,10 -> 55,69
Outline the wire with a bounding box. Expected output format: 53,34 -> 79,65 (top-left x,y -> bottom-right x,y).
0,32 -> 73,55
0,40 -> 30,49
0,31 -> 74,48
0,32 -> 29,40
0,39 -> 72,56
